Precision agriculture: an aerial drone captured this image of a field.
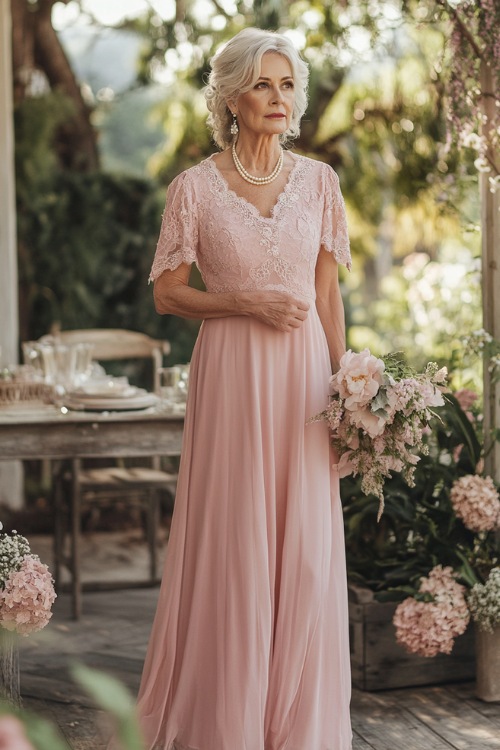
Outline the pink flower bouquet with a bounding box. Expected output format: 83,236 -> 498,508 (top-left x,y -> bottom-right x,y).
0,528 -> 56,637
310,349 -> 447,520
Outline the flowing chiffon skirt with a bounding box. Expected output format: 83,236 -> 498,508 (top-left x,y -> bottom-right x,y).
136,306 -> 352,750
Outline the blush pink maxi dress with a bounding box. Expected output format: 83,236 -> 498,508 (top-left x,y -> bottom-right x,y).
138,152 -> 352,750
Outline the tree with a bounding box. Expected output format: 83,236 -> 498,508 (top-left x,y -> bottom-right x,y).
11,0 -> 98,171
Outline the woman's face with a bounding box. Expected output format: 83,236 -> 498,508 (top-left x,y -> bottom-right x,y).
233,52 -> 295,140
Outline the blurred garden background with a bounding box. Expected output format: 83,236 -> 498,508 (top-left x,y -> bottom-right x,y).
11,0 -> 497,373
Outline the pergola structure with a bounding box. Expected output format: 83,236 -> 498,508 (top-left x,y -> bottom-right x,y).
480,61 -> 500,482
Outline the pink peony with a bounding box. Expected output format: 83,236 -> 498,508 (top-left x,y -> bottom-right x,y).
0,556 -> 56,636
393,566 -> 470,657
0,716 -> 35,750
350,407 -> 386,438
329,349 -> 385,411
450,474 -> 500,532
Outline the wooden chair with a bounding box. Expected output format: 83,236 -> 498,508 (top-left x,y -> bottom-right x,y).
50,329 -> 178,619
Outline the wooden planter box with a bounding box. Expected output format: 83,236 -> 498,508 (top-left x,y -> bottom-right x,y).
348,583 -> 475,691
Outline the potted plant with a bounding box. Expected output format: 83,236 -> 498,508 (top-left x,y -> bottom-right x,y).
341,331 -> 500,691
390,475 -> 500,701
341,373 -> 500,688
468,568 -> 500,701
0,526 -> 57,705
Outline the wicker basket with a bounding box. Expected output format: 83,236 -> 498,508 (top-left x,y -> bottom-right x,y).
0,381 -> 54,407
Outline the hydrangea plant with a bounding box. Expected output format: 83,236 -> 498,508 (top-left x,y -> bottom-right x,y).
0,525 -> 56,637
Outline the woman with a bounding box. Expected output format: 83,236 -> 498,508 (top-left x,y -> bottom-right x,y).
137,27 -> 352,750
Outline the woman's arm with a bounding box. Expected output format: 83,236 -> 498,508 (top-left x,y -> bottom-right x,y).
153,263 -> 310,333
315,246 -> 346,373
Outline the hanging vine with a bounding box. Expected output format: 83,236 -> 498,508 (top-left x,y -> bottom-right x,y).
437,0 -> 500,187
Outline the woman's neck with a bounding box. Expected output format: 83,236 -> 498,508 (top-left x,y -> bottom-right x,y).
233,135 -> 281,175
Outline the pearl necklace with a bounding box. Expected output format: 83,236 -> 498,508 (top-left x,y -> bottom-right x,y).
232,142 -> 284,186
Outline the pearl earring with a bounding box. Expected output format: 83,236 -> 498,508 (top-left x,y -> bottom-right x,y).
230,113 -> 239,136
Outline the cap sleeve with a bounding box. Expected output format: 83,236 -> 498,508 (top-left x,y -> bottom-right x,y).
149,171 -> 199,282
320,164 -> 351,271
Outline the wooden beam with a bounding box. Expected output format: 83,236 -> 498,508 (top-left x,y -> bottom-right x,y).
480,60 -> 500,482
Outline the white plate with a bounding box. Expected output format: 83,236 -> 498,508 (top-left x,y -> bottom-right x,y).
64,391 -> 159,411
71,383 -> 137,399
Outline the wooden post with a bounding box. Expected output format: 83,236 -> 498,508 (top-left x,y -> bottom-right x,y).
480,61 -> 500,482
0,0 -> 18,368
0,0 -> 23,509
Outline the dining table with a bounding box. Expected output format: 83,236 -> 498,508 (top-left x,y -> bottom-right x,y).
0,403 -> 184,462
0,402 -> 185,613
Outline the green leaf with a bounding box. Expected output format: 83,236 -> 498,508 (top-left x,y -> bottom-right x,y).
71,664 -> 145,750
454,548 -> 481,588
71,663 -> 134,719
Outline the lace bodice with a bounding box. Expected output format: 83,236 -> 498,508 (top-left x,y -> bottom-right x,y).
149,153 -> 351,302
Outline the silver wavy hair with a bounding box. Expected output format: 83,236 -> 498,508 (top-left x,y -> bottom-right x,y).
204,28 -> 309,150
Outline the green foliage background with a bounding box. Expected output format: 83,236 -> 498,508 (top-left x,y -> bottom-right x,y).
15,0 -> 481,370
15,95 -> 201,365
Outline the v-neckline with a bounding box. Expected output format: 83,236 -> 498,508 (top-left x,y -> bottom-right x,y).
206,152 -> 303,222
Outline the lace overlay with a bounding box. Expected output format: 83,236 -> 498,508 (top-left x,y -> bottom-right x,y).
149,153 -> 351,300
149,172 -> 199,281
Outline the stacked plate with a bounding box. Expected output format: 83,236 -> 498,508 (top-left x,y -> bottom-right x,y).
65,379 -> 159,411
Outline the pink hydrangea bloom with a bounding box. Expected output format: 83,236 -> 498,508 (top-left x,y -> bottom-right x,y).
419,381 -> 445,408
0,556 -> 56,636
454,388 -> 478,427
450,474 -> 500,532
329,349 -> 385,411
393,565 -> 470,657
433,367 -> 448,384
455,388 -> 478,412
387,377 -> 443,417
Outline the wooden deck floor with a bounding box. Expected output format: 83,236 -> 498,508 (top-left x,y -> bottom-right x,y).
18,586 -> 500,750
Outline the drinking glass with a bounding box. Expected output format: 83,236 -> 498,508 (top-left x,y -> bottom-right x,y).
22,342 -> 44,381
158,366 -> 182,403
176,364 -> 190,403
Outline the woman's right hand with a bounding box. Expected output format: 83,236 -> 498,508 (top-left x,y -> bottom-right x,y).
241,291 -> 310,332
